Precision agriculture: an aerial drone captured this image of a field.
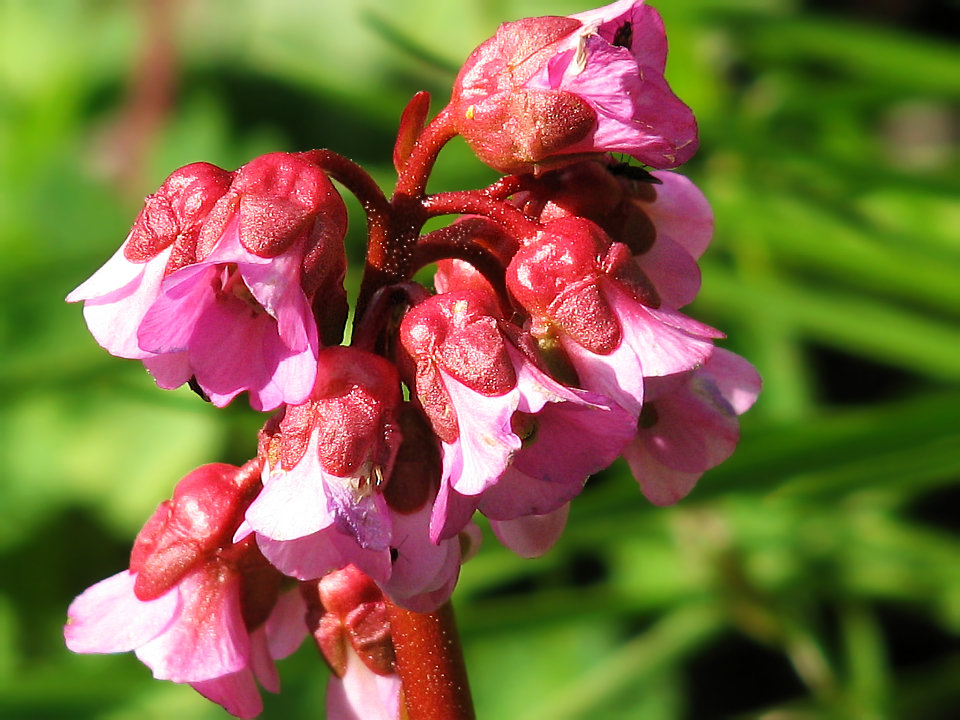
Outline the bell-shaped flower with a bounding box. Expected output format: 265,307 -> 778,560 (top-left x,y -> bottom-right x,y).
623,348 -> 761,505
243,347 -> 399,582
68,152 -> 349,411
64,463 -> 307,719
304,566 -> 402,720
399,290 -> 635,545
516,159 -> 713,308
66,162 -> 233,358
506,216 -> 721,417
243,348 -> 467,611
450,0 -> 697,173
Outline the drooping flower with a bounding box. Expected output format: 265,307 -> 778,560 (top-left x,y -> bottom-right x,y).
243,347 -> 468,611
450,0 -> 697,173
399,290 -> 635,545
506,215 -> 721,417
515,159 -> 713,308
64,463 -> 307,719
304,566 -> 402,720
68,152 -> 348,411
623,348 -> 761,505
66,162 -> 233,358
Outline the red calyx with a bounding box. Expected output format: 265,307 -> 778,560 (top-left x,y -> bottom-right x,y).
129,463 -> 255,601
307,567 -> 397,677
197,152 -> 347,260
400,290 -> 519,443
451,16 -> 598,173
506,216 -> 623,354
124,162 -> 233,264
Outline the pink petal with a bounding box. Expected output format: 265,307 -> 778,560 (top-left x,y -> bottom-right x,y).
245,436 -> 335,541
608,284 -> 719,377
326,647 -> 401,720
64,570 -> 180,654
385,501 -> 461,612
623,443 -> 703,506
248,627 -> 279,693
490,503 -> 570,558
66,236 -> 144,302
186,298 -> 284,409
701,348 -> 762,415
562,332 -> 646,416
190,668 -> 264,719
264,588 -> 308,660
323,475 -> 393,552
439,371 -> 521,496
642,384 -> 740,473
571,1 -> 668,72
137,263 -> 219,354
256,529 -> 392,585
143,350 -> 192,390
70,245 -> 174,359
636,234 -> 702,308
646,171 -> 714,259
478,465 -> 582,521
429,472 -> 481,543
241,249 -> 315,355
136,567 -> 249,683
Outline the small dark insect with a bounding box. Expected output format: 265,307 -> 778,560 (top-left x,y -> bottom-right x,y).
612,21 -> 633,49
608,161 -> 662,184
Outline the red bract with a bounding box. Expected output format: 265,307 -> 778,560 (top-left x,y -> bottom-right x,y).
451,0 -> 697,173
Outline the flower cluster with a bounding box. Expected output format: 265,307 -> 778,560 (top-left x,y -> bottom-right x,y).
65,2 -> 758,717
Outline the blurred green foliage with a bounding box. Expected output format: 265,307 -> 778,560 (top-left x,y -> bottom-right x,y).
1,0 -> 957,718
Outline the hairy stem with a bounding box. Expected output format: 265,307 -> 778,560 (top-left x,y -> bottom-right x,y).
394,106 -> 458,200
388,601 -> 475,720
422,190 -> 541,240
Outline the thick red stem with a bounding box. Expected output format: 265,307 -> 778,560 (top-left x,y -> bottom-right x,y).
388,601 -> 475,720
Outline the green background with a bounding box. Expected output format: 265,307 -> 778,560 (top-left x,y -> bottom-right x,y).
1,0 -> 958,717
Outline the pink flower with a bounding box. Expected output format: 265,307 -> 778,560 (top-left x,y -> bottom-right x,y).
64,463 -> 307,719
68,152 -> 348,411
519,160 -> 713,308
451,0 -> 697,173
66,162 -> 233,358
304,567 -> 402,720
399,290 -> 635,545
244,348 -> 467,611
623,349 -> 761,505
507,216 -> 721,417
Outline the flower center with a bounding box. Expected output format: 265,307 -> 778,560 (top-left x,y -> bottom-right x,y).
219,264 -> 266,316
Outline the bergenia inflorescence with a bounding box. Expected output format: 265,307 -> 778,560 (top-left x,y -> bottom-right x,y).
65,2 -> 759,718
